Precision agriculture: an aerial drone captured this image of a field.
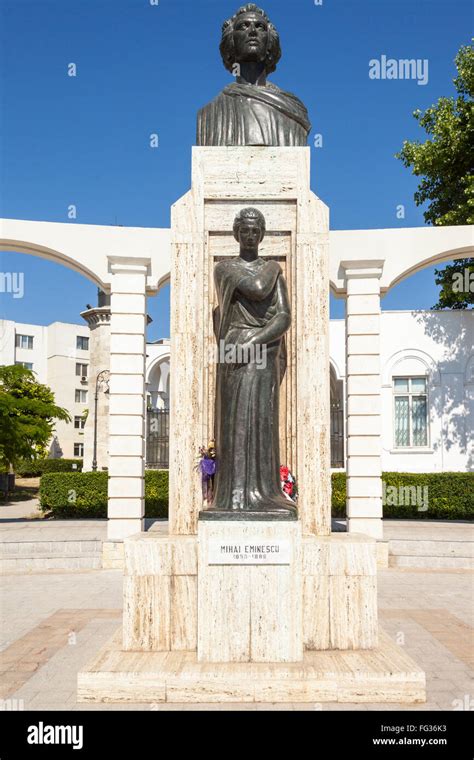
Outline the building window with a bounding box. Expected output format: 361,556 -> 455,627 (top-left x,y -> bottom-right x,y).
15,361 -> 33,370
15,334 -> 34,349
75,363 -> 88,377
76,336 -> 89,351
75,389 -> 87,403
393,377 -> 428,447
74,415 -> 85,429
74,443 -> 84,457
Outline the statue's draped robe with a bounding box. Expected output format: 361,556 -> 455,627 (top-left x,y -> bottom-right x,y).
197,82 -> 311,147
211,257 -> 293,513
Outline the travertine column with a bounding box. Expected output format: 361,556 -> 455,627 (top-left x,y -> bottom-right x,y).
296,229 -> 330,536
107,257 -> 149,541
342,261 -> 384,539
168,229 -> 204,535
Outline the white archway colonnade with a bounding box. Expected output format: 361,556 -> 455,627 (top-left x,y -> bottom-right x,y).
1,217 -> 472,540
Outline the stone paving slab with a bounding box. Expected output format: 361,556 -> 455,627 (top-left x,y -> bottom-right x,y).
0,519 -> 108,541
0,498 -> 42,521
0,566 -> 472,711
0,515 -> 168,541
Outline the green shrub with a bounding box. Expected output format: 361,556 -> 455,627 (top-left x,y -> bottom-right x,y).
39,469 -> 473,521
330,471 -> 474,520
330,472 -> 346,518
40,472 -> 107,518
40,469 -> 169,519
145,470 -> 169,518
17,458 -> 83,477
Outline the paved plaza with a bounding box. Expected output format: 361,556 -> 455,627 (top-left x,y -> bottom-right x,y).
1,554 -> 472,711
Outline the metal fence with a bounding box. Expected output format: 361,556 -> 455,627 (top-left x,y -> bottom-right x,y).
146,407 -> 344,471
146,409 -> 169,469
330,407 -> 345,469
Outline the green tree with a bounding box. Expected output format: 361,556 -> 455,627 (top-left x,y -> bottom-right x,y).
0,365 -> 71,472
433,259 -> 473,309
396,42 -> 474,309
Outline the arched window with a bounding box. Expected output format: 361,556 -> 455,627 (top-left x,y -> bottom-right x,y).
393,376 -> 428,448
384,350 -> 438,450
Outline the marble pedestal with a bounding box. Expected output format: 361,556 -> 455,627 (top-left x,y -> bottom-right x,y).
197,520 -> 302,663
121,529 -> 378,656
77,528 -> 426,704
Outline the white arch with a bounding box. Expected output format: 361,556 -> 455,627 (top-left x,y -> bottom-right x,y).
382,348 -> 441,387
330,357 -> 344,382
330,225 -> 473,295
157,273 -> 171,292
0,237 -> 105,289
146,352 -> 171,385
146,352 -> 170,411
387,245 -> 473,292
0,218 -> 171,294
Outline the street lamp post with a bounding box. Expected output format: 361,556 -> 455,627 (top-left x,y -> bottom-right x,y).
92,369 -> 110,472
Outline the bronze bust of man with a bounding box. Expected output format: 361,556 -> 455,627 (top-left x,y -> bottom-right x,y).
197,3 -> 311,147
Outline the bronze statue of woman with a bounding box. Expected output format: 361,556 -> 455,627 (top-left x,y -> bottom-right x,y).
202,207 -> 296,519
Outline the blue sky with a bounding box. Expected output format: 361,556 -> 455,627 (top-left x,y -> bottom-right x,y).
0,0 -> 471,338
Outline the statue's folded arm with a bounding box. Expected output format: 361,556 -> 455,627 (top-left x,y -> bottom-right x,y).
237,262 -> 281,301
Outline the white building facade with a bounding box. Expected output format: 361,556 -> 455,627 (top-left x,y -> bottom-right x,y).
0,317 -> 172,468
0,319 -> 91,460
330,310 -> 473,473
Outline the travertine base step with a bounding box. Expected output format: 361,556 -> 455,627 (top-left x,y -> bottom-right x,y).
389,539 -> 474,569
0,539 -> 102,572
390,555 -> 473,569
77,627 -> 425,704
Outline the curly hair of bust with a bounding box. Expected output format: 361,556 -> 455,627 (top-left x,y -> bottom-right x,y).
220,4 -> 282,75
233,207 -> 266,242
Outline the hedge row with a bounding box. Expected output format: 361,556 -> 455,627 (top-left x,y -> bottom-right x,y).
39,470 -> 473,520
332,472 -> 473,521
16,458 -> 83,477
387,472 -> 473,520
39,470 -> 168,518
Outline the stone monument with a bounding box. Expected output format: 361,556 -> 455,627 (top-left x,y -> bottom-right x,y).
78,4 -> 425,704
